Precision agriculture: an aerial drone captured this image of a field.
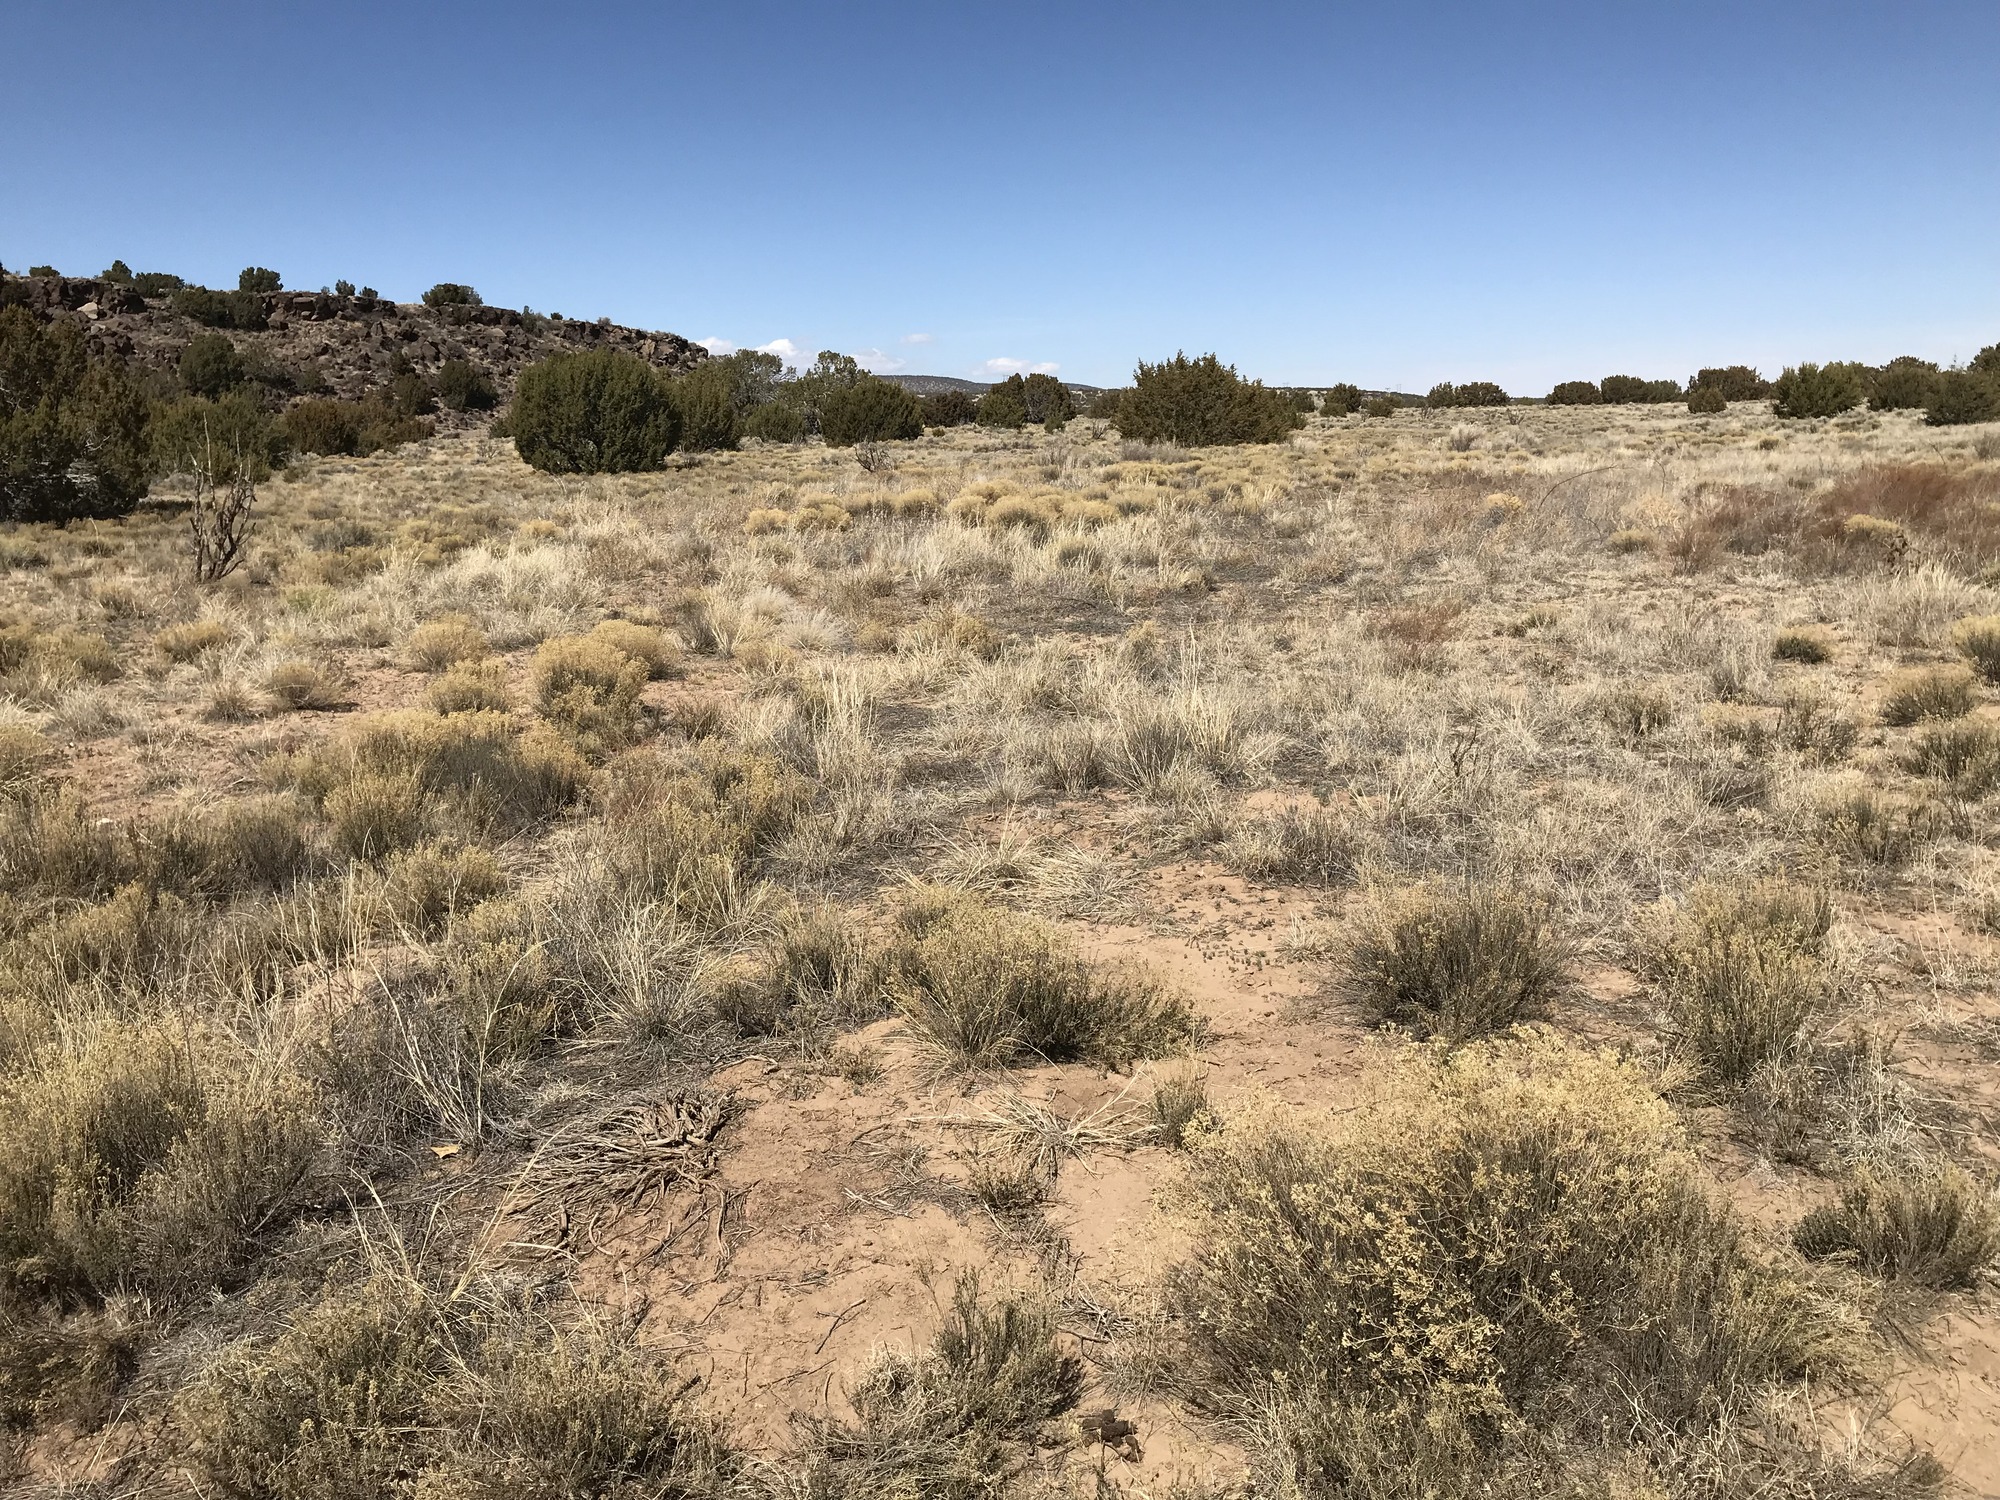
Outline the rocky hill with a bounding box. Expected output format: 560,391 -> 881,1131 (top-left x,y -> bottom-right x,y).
0,272 -> 706,430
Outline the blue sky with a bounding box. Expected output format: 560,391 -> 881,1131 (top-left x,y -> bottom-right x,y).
3,1 -> 1996,391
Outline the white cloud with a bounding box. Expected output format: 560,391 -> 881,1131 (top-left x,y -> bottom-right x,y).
900,332 -> 933,345
979,356 -> 1061,378
851,347 -> 906,374
755,338 -> 802,363
697,336 -> 736,355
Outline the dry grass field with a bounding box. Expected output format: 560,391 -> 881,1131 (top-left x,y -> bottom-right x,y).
4,398 -> 2000,1498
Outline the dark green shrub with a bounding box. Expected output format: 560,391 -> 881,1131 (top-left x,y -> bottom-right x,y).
172,286 -> 267,331
334,279 -> 355,297
178,333 -> 245,398
236,267 -> 281,294
510,349 -> 680,473
1116,352 -> 1304,446
975,381 -> 1026,429
1688,384 -> 1727,414
1771,362 -> 1865,419
387,368 -> 434,417
1866,356 -> 1941,412
1599,374 -> 1681,404
1320,382 -> 1361,416
282,399 -> 433,458
151,392 -> 285,481
1428,380 -> 1509,408
820,374 -> 923,447
1549,380 -> 1601,405
433,359 -> 496,412
26,266 -> 56,279
421,282 -> 481,308
1012,372 -> 1072,428
1086,388 -> 1125,419
743,399 -> 805,443
667,358 -> 743,451
1926,369 -> 1999,427
0,307 -> 152,522
131,271 -> 184,298
100,260 -> 132,284
1362,394 -> 1399,418
1975,341 -> 2000,379
1689,365 -> 1769,402
920,389 -> 977,426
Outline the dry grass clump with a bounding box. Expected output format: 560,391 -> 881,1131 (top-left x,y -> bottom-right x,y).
154,618 -> 230,663
276,709 -> 585,860
1644,877 -> 1835,1089
264,656 -> 344,711
1901,720 -> 2000,794
1164,1032 -> 1865,1498
179,1273 -> 735,1500
1773,626 -> 1834,664
1794,1161 -> 2000,1291
1148,1065 -> 1212,1149
0,1018 -> 321,1308
888,889 -> 1192,1070
0,785 -> 134,901
1816,788 -> 1947,867
404,610 -> 489,671
0,723 -> 53,797
1221,802 -> 1364,887
1344,883 -> 1572,1043
0,622 -> 117,701
1777,684 -> 1860,762
1879,664 -> 1977,726
138,794 -> 317,897
1951,613 -> 2000,682
787,1273 -> 1082,1499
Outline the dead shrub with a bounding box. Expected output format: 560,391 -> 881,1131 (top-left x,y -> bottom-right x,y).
1373,600 -> 1462,671
1345,883 -> 1573,1043
1879,664 -> 1977,726
1165,1033 -> 1853,1493
1149,1066 -> 1212,1149
1817,464 -> 2000,568
1794,1161 -> 2000,1290
1598,684 -> 1677,740
404,612 -> 488,671
888,890 -> 1192,1070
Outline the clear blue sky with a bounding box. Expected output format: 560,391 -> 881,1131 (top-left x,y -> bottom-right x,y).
3,1 -> 1995,392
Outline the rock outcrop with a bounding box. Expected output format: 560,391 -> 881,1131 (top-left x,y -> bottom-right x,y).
0,274 -> 706,430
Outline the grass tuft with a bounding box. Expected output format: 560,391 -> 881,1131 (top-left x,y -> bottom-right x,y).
888,889 -> 1192,1070
1345,882 -> 1572,1043
1795,1161 -> 2000,1290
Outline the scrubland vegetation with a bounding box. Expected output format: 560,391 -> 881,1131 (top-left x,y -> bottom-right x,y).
0,348 -> 1999,1499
